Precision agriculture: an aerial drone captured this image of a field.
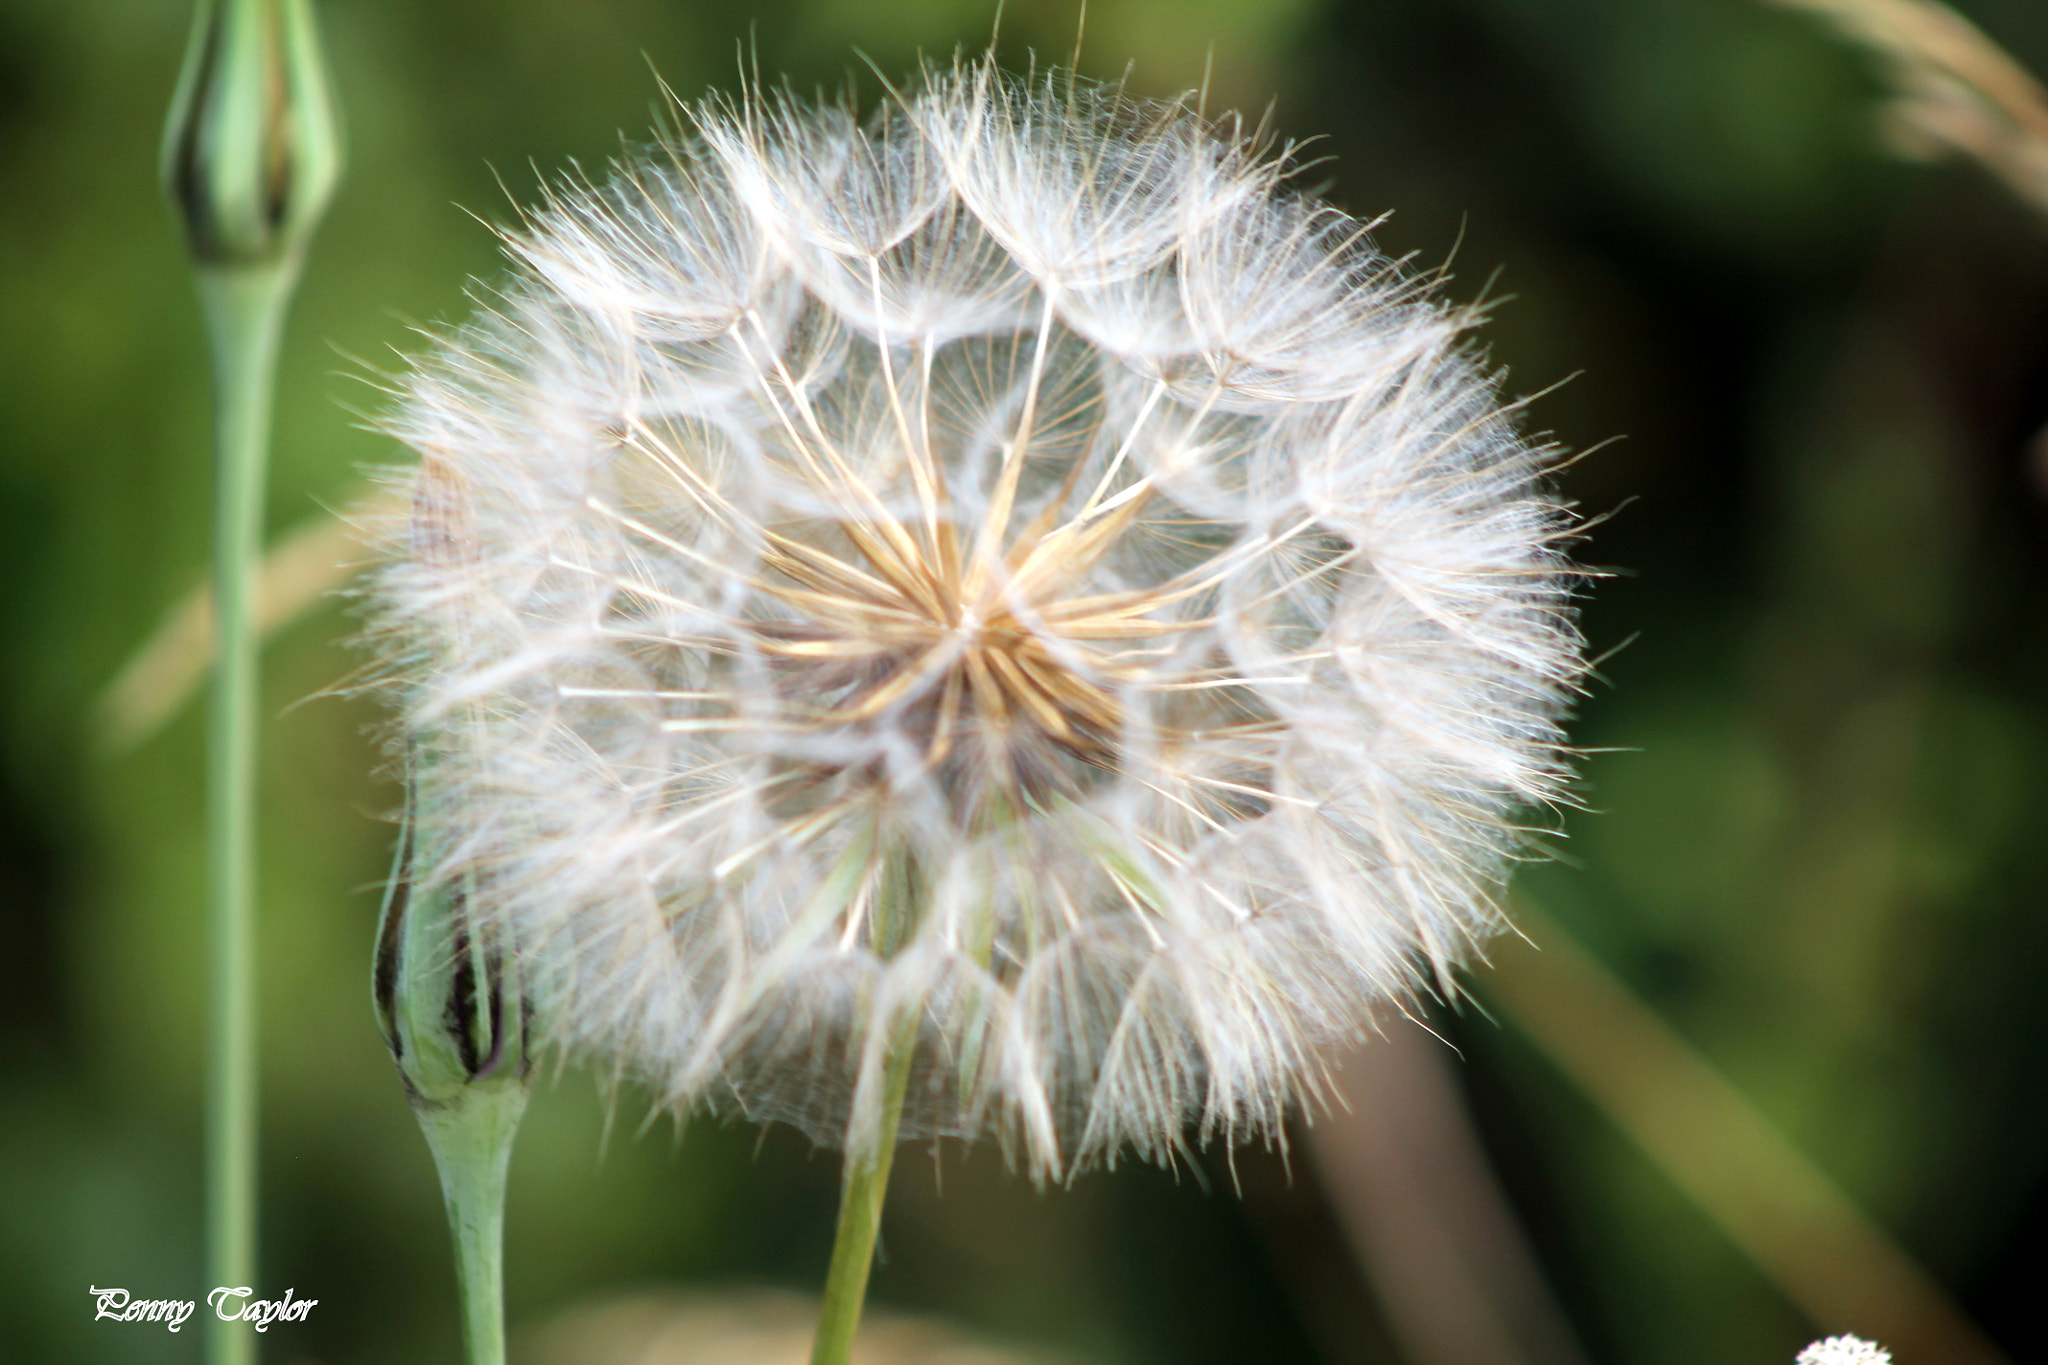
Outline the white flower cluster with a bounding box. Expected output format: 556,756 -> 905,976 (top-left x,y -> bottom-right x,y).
368,56 -> 1582,1177
1796,1336 -> 1892,1365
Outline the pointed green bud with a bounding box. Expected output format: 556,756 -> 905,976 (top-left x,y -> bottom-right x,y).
373,813 -> 533,1110
162,0 -> 343,267
374,771 -> 531,1365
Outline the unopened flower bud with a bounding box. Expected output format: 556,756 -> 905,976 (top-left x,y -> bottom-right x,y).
161,0 -> 343,268
373,791 -> 532,1110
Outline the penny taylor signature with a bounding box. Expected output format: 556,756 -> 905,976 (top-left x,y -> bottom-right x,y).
89,1284 -> 317,1332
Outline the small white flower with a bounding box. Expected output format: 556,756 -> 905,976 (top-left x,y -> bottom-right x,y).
367,54 -> 1583,1179
1796,1335 -> 1893,1365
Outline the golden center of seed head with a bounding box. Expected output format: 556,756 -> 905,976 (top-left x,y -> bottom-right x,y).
754,491 -> 1178,803
726,371 -> 1222,816
608,324 -> 1231,816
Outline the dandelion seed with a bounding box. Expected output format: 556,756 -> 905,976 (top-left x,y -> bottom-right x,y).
366,53 -> 1584,1182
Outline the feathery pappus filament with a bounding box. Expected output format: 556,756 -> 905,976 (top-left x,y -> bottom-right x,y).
367,53 -> 1585,1179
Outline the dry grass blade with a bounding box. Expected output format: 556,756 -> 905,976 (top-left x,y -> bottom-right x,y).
1485,896 -> 2010,1365
1771,0 -> 2048,220
1307,1019 -> 1592,1365
96,486 -> 403,753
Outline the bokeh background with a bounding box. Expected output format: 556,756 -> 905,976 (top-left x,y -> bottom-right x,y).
3,0 -> 2047,1362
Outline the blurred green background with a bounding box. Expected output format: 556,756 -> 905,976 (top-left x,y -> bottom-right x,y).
3,0 -> 2047,1362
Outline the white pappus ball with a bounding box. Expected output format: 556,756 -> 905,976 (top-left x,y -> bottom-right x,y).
1795,1337 -> 1892,1365
367,53 -> 1586,1179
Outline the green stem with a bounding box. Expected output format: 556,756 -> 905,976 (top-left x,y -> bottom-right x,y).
418,1083 -> 530,1365
198,260 -> 294,1365
810,1031 -> 917,1365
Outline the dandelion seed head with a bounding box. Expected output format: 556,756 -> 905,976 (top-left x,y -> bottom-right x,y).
1796,1336 -> 1892,1365
368,54 -> 1585,1178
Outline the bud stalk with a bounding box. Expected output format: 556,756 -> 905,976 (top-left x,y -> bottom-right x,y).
160,6 -> 341,1365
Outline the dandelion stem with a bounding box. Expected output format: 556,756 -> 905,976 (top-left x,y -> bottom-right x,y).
810,1023 -> 917,1365
197,260 -> 293,1365
418,1081 -> 528,1365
